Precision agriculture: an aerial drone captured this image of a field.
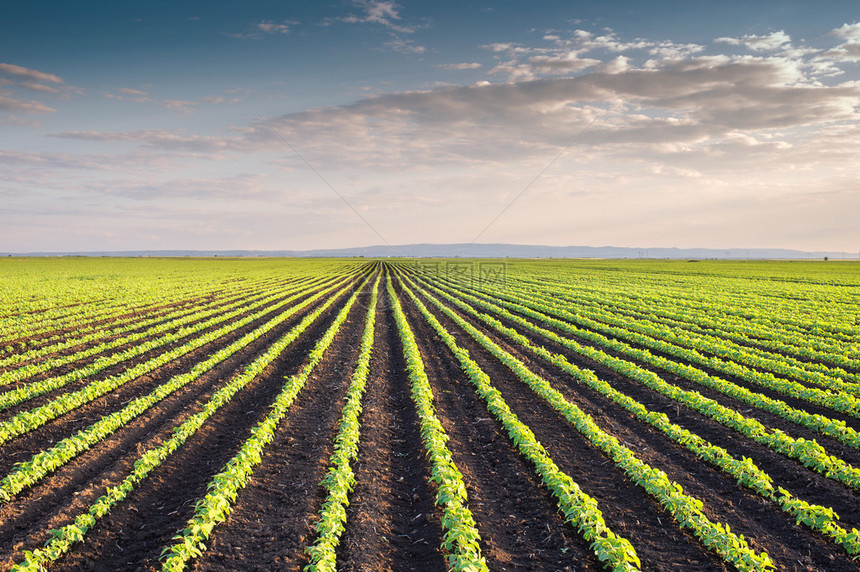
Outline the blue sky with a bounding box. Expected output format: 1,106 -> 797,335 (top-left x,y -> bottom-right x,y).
2,1 -> 859,252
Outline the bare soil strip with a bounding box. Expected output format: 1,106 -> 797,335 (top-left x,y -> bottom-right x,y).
338,294 -> 446,572
189,284 -> 369,571
480,290 -> 860,464
0,279 -> 306,414
0,280 -> 284,375
0,280 -> 332,450
400,288 -> 607,571
433,289 -> 858,571
0,285 -> 354,570
411,287 -> 730,571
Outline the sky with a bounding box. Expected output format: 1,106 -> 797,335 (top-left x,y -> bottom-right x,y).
1,1 -> 859,253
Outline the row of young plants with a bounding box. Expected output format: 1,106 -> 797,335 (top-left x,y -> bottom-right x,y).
0,276 -> 309,387
0,274 -> 353,447
0,274 -> 293,373
500,279 -> 860,418
386,276 -> 488,572
0,295 -> 205,363
0,257 -> 350,344
430,274 -> 860,490
506,265 -> 859,348
408,274 -> 860,557
526,282 -> 860,394
0,275 -> 333,409
0,294 -> 171,344
444,272 -> 860,449
10,277 -> 356,572
396,276 -> 642,572
0,268 -> 256,345
159,272 -> 373,571
400,273 -> 776,572
507,268 -> 857,356
0,275 -> 352,503
558,288 -> 860,375
304,275 -> 380,572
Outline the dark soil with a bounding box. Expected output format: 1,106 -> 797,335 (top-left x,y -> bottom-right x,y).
2,264 -> 858,571
338,284 -> 446,572
399,286 -> 605,570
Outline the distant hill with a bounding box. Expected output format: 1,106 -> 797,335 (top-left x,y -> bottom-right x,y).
3,243 -> 856,259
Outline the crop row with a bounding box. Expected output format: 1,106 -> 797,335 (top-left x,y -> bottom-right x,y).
0,275 -> 314,388
405,271 -> 860,557
490,276 -> 860,418
0,274 -> 293,373
0,275 -> 352,503
386,274 -> 488,572
304,275 -> 381,572
398,271 -> 774,571
519,279 -> 860,393
396,275 -> 641,571
160,272 -> 373,570
11,274 -> 358,571
0,273 -> 351,446
435,271 -> 860,455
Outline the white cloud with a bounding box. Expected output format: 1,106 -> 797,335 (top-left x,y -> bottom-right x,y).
117,87 -> 148,96
437,62 -> 482,70
0,63 -> 71,118
829,22 -> 860,42
162,99 -> 197,114
342,1 -> 414,34
600,55 -> 630,74
105,87 -> 151,102
81,174 -> 276,201
384,37 -> 425,54
715,31 -> 792,51
482,42 -> 541,56
818,43 -> 860,63
648,41 -> 705,59
0,93 -> 55,115
51,129 -> 247,154
228,19 -> 300,39
256,20 -> 297,34
525,54 -> 601,75
816,23 -> 860,63
0,63 -> 63,84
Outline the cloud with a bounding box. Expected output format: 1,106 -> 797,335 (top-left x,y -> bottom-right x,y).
0,63 -> 71,117
117,87 -> 148,96
818,22 -> 860,63
256,20 -> 297,34
200,95 -> 242,104
57,49 -> 858,176
485,29 -> 688,80
342,1 -> 414,34
715,31 -> 792,51
81,174 -> 276,201
384,37 -> 425,54
228,19 -> 300,39
829,22 -> 860,42
162,99 -> 197,114
437,62 -> 482,70
105,87 -> 151,102
524,54 -> 601,75
482,42 -> 539,56
51,129 -> 247,154
0,93 -> 55,115
648,41 -> 705,59
0,63 -> 63,84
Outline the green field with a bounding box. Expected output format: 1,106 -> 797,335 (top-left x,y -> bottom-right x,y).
0,257 -> 858,571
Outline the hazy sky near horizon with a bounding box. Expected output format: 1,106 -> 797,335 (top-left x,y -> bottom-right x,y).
2,1 -> 859,253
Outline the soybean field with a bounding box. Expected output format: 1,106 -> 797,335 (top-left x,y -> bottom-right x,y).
0,257 -> 858,571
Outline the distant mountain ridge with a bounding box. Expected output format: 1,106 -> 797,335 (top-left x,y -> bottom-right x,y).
3,243 -> 856,259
